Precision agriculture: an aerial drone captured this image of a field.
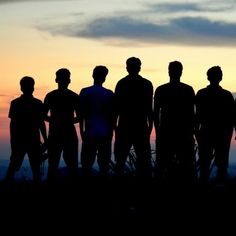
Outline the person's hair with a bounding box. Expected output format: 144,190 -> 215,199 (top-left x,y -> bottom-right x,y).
20,76 -> 35,87
207,66 -> 222,82
93,66 -> 109,79
126,57 -> 141,67
55,68 -> 71,84
168,61 -> 183,73
20,76 -> 35,94
126,57 -> 141,75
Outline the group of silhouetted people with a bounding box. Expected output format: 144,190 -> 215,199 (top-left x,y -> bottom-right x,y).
5,57 -> 236,186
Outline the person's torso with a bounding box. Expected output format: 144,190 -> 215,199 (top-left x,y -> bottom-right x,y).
196,86 -> 234,133
155,83 -> 195,133
115,75 -> 153,129
9,96 -> 43,142
45,89 -> 79,127
80,86 -> 114,137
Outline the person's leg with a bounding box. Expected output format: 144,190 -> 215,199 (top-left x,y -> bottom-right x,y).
63,133 -> 78,181
215,137 -> 231,183
177,137 -> 196,184
133,134 -> 152,178
97,137 -> 112,177
114,132 -> 132,177
47,142 -> 62,183
28,143 -> 41,183
5,147 -> 25,182
198,136 -> 213,184
80,137 -> 97,177
155,137 -> 175,183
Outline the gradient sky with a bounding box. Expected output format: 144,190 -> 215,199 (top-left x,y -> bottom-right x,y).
1,0 -> 236,161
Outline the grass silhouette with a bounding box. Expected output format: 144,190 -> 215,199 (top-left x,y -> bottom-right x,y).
1,146 -> 236,234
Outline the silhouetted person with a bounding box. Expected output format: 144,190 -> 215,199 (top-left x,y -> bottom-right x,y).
79,66 -> 114,177
154,61 -> 195,184
114,57 -> 153,178
195,66 -> 234,184
44,68 -> 79,182
5,76 -> 47,183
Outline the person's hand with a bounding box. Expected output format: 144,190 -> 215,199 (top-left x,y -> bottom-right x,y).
41,141 -> 48,153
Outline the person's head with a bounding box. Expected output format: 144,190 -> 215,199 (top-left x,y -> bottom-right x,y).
20,76 -> 35,95
126,57 -> 141,76
55,68 -> 71,88
168,61 -> 183,82
207,66 -> 222,85
92,65 -> 109,85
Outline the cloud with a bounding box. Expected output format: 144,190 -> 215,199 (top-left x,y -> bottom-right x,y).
0,0 -> 73,3
38,16 -> 236,47
147,2 -> 233,13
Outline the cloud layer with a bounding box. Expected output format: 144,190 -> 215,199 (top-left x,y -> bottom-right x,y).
0,0 -> 72,3
147,2 -> 233,13
39,16 -> 236,47
3,0 -> 236,47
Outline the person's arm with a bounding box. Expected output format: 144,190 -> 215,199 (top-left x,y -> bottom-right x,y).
147,83 -> 154,135
190,87 -> 196,141
194,92 -> 201,144
8,101 -> 14,139
109,92 -> 116,139
43,95 -> 51,123
40,120 -> 47,144
114,83 -> 120,131
78,91 -> 85,141
232,97 -> 236,140
39,102 -> 48,146
153,88 -> 160,137
74,94 -> 80,124
79,119 -> 85,141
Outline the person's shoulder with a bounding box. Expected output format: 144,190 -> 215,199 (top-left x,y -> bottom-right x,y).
155,83 -> 169,92
178,82 -> 193,91
105,89 -> 115,99
222,88 -> 232,94
115,76 -> 128,90
180,82 -> 195,94
221,88 -> 234,98
10,96 -> 21,104
116,76 -> 128,85
103,87 -> 114,95
140,75 -> 152,84
45,89 -> 57,98
33,97 -> 43,105
79,87 -> 92,101
180,82 -> 193,89
67,89 -> 79,97
138,76 -> 153,91
196,88 -> 207,96
9,97 -> 20,110
44,90 -> 56,103
80,86 -> 93,94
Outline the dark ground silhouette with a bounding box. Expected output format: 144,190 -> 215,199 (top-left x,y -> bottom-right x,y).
0,176 -> 236,234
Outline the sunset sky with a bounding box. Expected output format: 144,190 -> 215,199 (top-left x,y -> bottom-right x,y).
1,0 -> 236,163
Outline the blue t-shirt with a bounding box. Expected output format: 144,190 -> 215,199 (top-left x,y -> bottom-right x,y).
79,85 -> 114,137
